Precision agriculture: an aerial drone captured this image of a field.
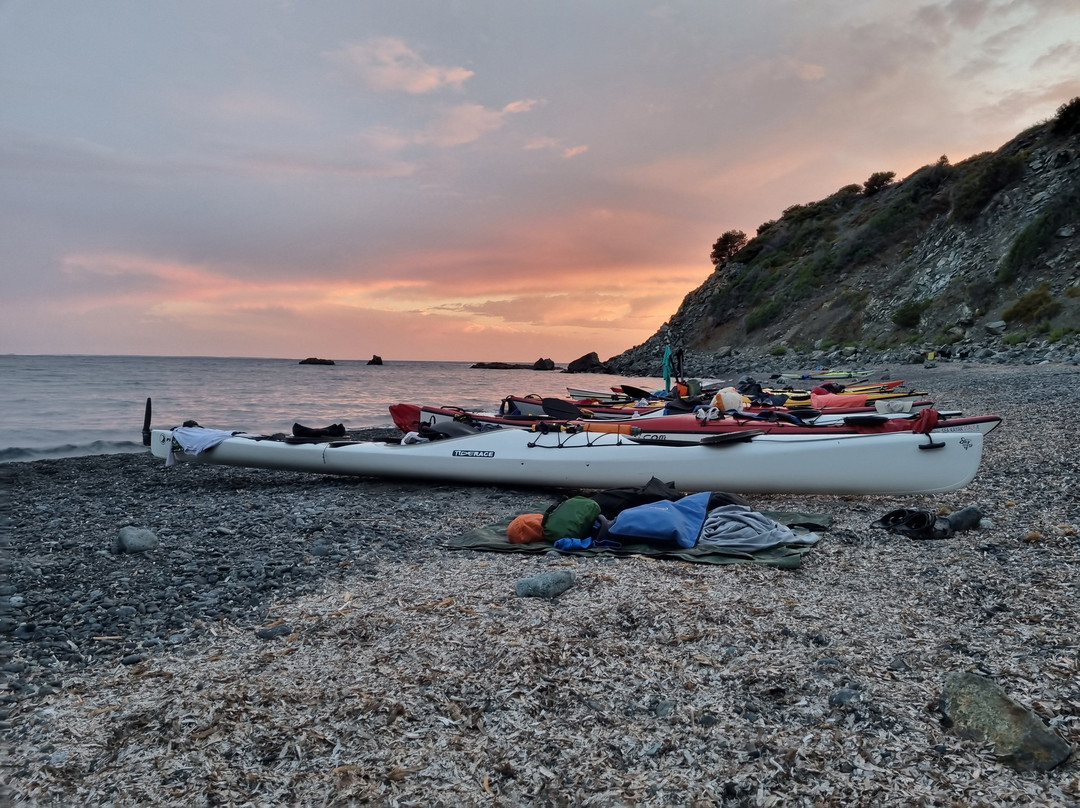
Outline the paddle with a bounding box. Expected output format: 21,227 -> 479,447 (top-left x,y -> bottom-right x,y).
142,397 -> 153,446
782,407 -> 821,422
620,384 -> 655,400
541,397 -> 587,420
842,414 -> 889,426
701,430 -> 763,445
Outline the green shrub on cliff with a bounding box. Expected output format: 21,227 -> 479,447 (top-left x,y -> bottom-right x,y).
951,153 -> 1025,223
892,299 -> 931,328
1051,97 -> 1080,137
863,171 -> 895,196
1002,282 -> 1061,324
997,179 -> 1080,283
747,299 -> 786,332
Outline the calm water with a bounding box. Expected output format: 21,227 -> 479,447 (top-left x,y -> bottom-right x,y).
0,355 -> 665,463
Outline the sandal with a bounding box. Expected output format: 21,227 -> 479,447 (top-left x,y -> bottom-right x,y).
893,511 -> 954,540
871,508 -> 923,530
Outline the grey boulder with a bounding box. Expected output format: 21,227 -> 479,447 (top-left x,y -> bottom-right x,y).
940,672 -> 1072,771
114,527 -> 159,554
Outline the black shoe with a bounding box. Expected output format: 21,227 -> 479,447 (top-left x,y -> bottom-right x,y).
871,508 -> 923,530
893,511 -> 954,540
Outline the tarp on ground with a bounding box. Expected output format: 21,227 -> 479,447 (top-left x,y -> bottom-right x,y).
445,510 -> 831,570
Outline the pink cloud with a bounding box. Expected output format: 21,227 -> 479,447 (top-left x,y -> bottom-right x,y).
524,136 -> 560,150
418,103 -> 512,147
328,37 -> 473,94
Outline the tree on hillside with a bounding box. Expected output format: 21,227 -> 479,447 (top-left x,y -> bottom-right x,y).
863,171 -> 896,196
710,230 -> 747,268
1051,97 -> 1080,136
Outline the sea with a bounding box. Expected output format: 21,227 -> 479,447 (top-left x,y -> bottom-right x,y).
0,355 -> 666,463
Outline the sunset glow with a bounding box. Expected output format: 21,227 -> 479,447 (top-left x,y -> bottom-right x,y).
2,2 -> 1078,361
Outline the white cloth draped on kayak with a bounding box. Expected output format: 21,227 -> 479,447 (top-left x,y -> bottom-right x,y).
166,427 -> 241,466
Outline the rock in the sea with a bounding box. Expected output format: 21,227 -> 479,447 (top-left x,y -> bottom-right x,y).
470,358 -> 559,370
114,527 -> 159,554
299,357 -> 335,365
566,352 -> 610,374
471,361 -> 538,369
940,671 -> 1072,771
367,355 -> 383,365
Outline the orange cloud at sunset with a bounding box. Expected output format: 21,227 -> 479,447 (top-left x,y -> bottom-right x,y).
48,242 -> 704,362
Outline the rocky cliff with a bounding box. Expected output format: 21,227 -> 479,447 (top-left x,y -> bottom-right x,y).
608,101 -> 1080,377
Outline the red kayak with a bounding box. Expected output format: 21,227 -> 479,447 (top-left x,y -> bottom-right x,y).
498,392 -> 934,420
390,403 -> 1000,442
571,408 -> 1001,440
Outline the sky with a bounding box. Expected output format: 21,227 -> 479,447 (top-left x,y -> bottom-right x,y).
1,1 -> 1078,362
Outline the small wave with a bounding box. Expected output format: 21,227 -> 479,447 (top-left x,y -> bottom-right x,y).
0,440 -> 147,464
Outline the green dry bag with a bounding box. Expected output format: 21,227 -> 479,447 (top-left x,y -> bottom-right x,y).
541,496 -> 601,542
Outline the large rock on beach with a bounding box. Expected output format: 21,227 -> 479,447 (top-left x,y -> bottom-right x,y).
940,672 -> 1073,771
113,526 -> 159,554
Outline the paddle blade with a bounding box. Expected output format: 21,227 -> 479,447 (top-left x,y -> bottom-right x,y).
541,397 -> 585,419
843,414 -> 889,426
701,430 -> 763,445
620,384 -> 654,400
142,397 -> 152,446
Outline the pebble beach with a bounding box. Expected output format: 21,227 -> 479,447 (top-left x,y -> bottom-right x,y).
3,362 -> 1079,806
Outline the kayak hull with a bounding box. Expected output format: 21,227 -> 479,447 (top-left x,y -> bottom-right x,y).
150,426 -> 985,495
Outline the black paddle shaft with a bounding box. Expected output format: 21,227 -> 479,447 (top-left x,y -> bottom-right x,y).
142,397 -> 152,446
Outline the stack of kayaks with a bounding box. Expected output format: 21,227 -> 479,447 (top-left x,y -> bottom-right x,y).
499,380 -> 932,421
148,373 -> 1000,495
777,369 -> 875,382
390,402 -> 1001,444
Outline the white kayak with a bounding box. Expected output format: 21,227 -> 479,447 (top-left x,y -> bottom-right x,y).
564,386 -> 635,402
149,424 -> 985,495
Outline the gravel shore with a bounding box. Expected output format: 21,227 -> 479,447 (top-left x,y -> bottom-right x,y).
3,362 -> 1079,806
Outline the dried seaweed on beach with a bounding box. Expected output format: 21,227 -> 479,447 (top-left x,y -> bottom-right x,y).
3,364 -> 1079,806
